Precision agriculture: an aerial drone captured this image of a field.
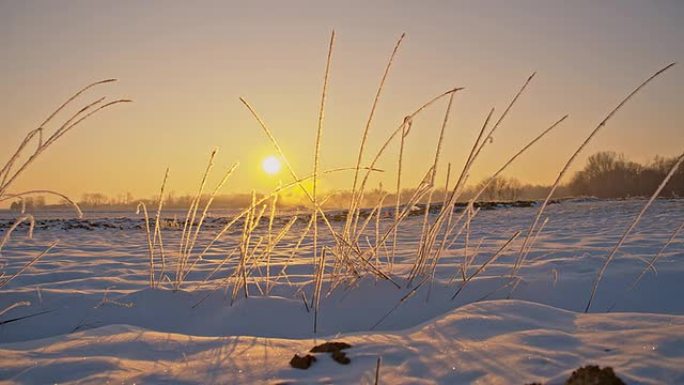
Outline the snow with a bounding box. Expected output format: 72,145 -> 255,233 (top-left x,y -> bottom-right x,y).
2,300 -> 683,384
1,200 -> 683,384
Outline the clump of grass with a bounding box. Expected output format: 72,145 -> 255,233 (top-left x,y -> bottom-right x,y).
408,72 -> 538,285
333,87 -> 462,288
138,152 -> 242,290
0,80 -> 129,289
230,33 -> 474,330
136,32 -> 678,338
140,152 -> 344,296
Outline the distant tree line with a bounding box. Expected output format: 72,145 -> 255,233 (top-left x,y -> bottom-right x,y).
568,152 -> 683,198
8,196 -> 46,211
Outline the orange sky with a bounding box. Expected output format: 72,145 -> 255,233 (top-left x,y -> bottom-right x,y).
1,0 -> 682,202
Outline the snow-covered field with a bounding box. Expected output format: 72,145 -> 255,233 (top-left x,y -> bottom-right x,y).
1,199 -> 683,384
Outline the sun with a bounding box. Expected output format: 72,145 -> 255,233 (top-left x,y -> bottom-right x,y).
262,155 -> 281,175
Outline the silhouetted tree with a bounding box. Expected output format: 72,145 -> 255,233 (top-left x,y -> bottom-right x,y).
476,176 -> 522,201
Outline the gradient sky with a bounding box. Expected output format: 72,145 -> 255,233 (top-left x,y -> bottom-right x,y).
1,0 -> 682,202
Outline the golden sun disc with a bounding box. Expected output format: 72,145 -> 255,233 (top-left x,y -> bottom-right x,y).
262,156 -> 281,175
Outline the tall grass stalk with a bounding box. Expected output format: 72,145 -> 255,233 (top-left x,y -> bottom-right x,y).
313,247 -> 327,333
153,168 -> 170,285
425,162 -> 454,278
179,150 -> 217,262
233,194 -> 256,302
463,205 -> 472,280
391,118 -> 412,269
265,191 -> 279,294
415,92 -> 455,280
346,33 -> 405,245
136,202 -> 155,287
185,163 -> 239,264
313,30 -> 335,297
374,193 -> 389,266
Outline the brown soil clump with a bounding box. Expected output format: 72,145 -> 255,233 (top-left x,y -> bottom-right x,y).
331,350 -> 351,365
310,341 -> 352,353
565,365 -> 625,385
289,354 -> 317,370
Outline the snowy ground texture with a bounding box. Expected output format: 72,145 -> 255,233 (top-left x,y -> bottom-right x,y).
1,199 -> 683,384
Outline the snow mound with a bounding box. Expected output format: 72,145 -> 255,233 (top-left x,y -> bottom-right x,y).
2,300 -> 683,385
